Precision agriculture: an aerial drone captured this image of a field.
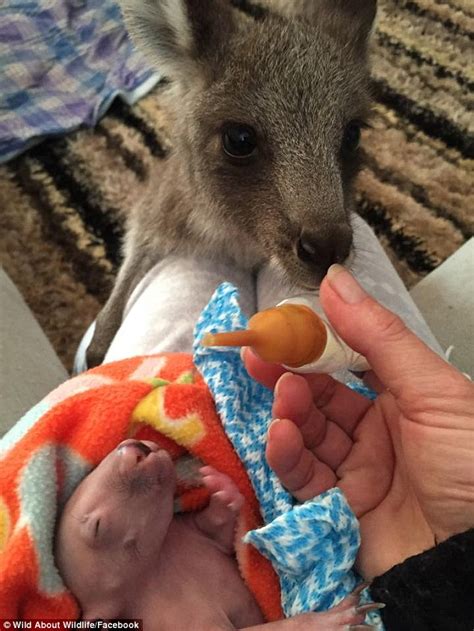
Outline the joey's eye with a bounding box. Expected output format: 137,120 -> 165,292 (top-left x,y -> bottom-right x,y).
342,121 -> 361,154
222,124 -> 257,160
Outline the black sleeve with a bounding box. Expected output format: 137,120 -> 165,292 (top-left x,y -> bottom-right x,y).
369,529 -> 474,631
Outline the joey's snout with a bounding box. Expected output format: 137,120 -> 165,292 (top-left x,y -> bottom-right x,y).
117,439 -> 156,461
295,224 -> 353,277
115,439 -> 176,492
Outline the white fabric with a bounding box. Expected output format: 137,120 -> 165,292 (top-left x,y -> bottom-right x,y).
76,215 -> 442,371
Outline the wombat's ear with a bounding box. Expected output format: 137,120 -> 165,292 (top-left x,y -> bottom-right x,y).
120,0 -> 235,81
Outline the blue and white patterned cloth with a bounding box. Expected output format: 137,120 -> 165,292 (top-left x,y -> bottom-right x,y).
0,0 -> 159,162
193,282 -> 383,628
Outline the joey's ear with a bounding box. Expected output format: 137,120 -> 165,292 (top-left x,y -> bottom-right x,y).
119,0 -> 236,81
277,0 -> 376,52
314,0 -> 376,52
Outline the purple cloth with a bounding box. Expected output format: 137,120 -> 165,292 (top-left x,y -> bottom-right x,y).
0,0 -> 159,162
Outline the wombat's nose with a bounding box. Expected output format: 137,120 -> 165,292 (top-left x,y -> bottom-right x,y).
117,440 -> 158,463
296,226 -> 352,273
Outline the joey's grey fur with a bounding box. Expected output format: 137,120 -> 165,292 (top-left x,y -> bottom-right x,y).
86,0 -> 377,367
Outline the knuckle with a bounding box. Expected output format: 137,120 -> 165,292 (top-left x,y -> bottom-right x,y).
313,376 -> 338,409
372,306 -> 407,343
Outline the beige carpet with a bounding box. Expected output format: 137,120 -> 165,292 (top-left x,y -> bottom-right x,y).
0,0 -> 472,371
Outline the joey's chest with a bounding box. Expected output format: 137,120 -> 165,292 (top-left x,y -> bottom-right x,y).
145,530 -> 264,630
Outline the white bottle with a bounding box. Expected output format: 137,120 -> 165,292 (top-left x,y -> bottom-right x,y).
278,294 -> 370,374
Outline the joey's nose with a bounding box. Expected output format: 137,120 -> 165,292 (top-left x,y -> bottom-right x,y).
296,226 -> 352,273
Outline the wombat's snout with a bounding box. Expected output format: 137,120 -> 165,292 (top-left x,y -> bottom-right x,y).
296,225 -> 353,274
117,439 -> 157,462
116,439 -> 175,492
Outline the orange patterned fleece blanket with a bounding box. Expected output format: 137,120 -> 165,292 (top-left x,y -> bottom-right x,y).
0,353 -> 282,620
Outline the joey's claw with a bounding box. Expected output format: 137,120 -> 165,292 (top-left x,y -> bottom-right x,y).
200,466 -> 244,510
353,582 -> 371,595
213,490 -> 243,512
355,603 -> 385,615
200,465 -> 214,476
320,588 -> 383,629
228,497 -> 244,512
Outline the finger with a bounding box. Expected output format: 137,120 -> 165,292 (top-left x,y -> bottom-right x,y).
273,373 -> 328,441
245,344 -> 372,435
266,418 -> 337,501
321,265 -> 466,404
303,372 -> 373,435
273,373 -> 353,470
336,403 -> 396,518
274,369 -> 372,435
363,370 -> 385,394
242,347 -> 286,390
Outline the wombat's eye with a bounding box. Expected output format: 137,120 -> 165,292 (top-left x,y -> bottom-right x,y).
342,121 -> 361,154
222,124 -> 257,160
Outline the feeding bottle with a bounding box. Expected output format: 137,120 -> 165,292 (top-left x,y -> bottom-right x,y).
202,295 -> 369,374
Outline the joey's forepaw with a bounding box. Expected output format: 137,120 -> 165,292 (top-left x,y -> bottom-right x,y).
200,466 -> 244,516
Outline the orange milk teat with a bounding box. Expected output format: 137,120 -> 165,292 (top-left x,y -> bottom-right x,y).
202,303 -> 328,368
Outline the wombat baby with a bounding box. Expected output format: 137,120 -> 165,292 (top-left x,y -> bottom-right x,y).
55,439 -> 377,629
86,0 -> 377,366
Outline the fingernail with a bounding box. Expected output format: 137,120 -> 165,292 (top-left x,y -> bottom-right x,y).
268,419 -> 282,437
327,264 -> 368,304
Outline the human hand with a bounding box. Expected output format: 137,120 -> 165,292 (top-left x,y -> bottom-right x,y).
244,265 -> 474,579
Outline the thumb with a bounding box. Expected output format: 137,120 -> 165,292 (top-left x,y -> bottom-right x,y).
320,265 -> 456,400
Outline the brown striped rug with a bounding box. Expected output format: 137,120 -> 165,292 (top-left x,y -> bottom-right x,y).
0,0 -> 472,371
